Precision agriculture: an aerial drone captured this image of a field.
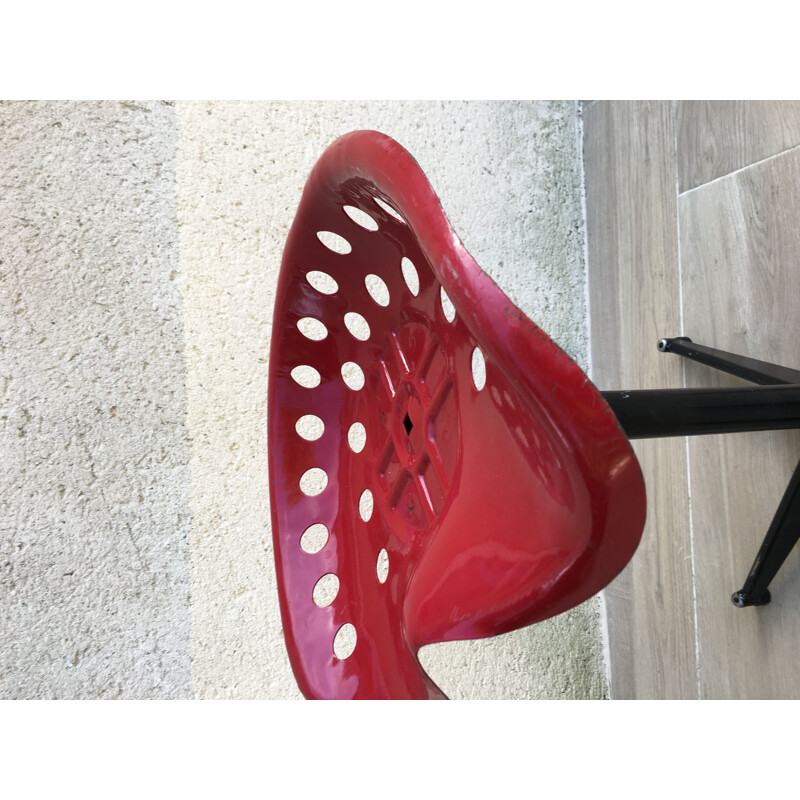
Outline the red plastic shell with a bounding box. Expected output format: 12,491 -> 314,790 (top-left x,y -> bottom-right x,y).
268,131 -> 646,699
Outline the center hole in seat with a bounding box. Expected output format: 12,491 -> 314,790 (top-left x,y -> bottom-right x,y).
403,412 -> 413,435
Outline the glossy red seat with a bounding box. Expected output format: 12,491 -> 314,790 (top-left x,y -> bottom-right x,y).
268,130 -> 647,699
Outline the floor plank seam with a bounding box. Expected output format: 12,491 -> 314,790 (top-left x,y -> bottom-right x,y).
675,107 -> 702,699
684,430 -> 701,699
680,140 -> 800,196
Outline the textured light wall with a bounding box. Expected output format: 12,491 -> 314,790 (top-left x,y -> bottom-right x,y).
1,100 -> 604,699
1,101 -> 192,698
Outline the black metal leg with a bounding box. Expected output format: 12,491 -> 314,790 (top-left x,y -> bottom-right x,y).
604,339 -> 800,609
731,456 -> 800,607
602,384 -> 800,440
658,336 -> 800,385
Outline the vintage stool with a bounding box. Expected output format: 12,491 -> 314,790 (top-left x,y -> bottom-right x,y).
268,131 -> 800,699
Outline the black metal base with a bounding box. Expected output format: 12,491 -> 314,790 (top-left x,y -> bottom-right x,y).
602,337 -> 800,610
601,384 -> 800,439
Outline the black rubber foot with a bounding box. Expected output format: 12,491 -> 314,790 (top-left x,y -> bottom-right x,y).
731,589 -> 771,608
657,336 -> 693,352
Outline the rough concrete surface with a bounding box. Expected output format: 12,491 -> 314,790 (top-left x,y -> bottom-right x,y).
2,100 -> 605,699
1,101 -> 191,698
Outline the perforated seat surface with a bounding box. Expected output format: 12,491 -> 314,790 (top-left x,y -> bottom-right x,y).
268,131 -> 646,699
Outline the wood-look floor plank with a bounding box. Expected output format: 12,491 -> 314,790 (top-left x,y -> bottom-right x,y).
678,101 -> 800,193
584,100 -> 698,699
679,147 -> 800,698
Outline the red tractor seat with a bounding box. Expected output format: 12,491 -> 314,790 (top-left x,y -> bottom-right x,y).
268,131 -> 647,699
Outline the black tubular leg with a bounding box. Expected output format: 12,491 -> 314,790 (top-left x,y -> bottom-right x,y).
604,351 -> 800,608
601,384 -> 800,439
732,456 -> 800,608
658,336 -> 800,385
657,336 -> 800,606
